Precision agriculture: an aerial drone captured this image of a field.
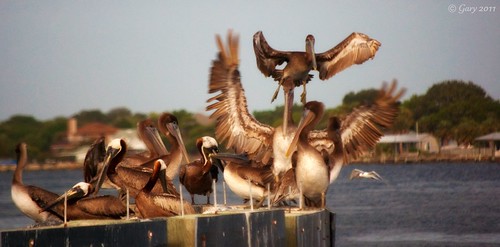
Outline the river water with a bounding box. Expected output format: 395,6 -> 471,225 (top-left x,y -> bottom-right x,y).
1,162 -> 499,246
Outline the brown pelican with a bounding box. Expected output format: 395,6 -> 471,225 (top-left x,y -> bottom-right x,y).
96,139 -> 179,198
253,31 -> 381,104
207,31 -> 404,207
40,182 -> 127,220
207,31 -> 295,182
179,136 -> 223,204
349,169 -> 384,181
11,143 -> 63,225
155,112 -> 190,179
286,101 -> 329,208
82,118 -> 168,195
273,116 -> 344,206
210,152 -> 275,207
135,159 -> 195,218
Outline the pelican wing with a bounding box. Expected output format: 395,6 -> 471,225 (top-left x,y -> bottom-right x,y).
340,80 -> 405,159
253,31 -> 290,79
28,185 -> 59,210
207,31 -> 274,164
76,196 -> 127,218
152,194 -> 196,215
309,80 -> 404,160
235,164 -> 275,187
308,130 -> 334,154
316,32 -> 381,80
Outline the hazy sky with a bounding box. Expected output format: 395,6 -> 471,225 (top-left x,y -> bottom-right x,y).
1,1 -> 499,121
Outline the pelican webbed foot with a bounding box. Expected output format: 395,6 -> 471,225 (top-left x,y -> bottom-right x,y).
300,81 -> 307,104
271,81 -> 283,103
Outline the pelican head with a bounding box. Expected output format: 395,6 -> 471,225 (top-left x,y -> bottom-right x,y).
40,182 -> 94,212
305,34 -> 317,70
160,113 -> 190,164
198,136 -> 225,172
94,139 -> 126,195
154,159 -> 170,193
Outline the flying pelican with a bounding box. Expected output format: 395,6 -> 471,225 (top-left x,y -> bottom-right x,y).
349,169 -> 384,181
135,159 -> 195,218
11,143 -> 63,225
253,31 -> 381,104
40,182 -> 127,220
96,139 -> 178,198
207,31 -> 404,207
179,136 -> 224,204
286,101 -> 329,208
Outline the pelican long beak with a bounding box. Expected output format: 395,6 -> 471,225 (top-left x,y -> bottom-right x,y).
282,83 -> 294,137
40,185 -> 86,212
158,168 -> 169,193
210,152 -> 250,165
145,125 -> 168,156
286,108 -> 315,157
167,123 -> 190,163
93,146 -> 119,195
306,36 -> 317,70
211,156 -> 225,173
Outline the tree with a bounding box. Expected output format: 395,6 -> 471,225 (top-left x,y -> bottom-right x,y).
407,80 -> 500,146
74,109 -> 107,125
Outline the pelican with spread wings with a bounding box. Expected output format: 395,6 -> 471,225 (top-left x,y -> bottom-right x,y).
207,31 -> 404,206
253,31 -> 381,134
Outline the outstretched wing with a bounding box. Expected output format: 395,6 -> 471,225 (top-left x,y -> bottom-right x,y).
253,31 -> 290,79
309,80 -> 405,161
316,32 -> 381,80
207,31 -> 274,164
341,80 -> 405,159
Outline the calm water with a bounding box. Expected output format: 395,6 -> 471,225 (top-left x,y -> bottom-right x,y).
1,163 -> 499,246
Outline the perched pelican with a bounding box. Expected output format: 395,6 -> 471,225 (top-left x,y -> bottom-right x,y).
11,143 -> 63,225
179,136 -> 224,204
155,112 -> 190,179
82,119 -> 167,194
96,139 -> 178,198
350,169 -> 384,181
286,101 -> 329,208
210,152 -> 274,207
253,31 -> 381,104
207,31 -> 404,208
40,182 -> 127,220
119,118 -> 169,167
135,159 -> 195,218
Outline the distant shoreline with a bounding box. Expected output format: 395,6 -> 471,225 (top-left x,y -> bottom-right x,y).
1,156 -> 498,172
0,162 -> 82,172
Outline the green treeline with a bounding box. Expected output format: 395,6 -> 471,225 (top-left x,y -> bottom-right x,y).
1,80 -> 498,161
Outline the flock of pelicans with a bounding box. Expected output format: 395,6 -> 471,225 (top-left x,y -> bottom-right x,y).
11,30 -> 404,226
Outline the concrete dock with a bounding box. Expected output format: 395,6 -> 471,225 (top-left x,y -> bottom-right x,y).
1,208 -> 334,247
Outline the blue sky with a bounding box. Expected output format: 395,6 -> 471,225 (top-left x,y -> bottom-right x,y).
1,0 -> 499,121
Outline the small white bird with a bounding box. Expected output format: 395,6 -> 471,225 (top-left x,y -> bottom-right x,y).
349,169 -> 384,181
